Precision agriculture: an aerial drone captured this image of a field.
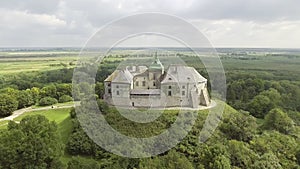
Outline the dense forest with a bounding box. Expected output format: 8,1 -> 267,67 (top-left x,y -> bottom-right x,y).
0,53 -> 299,169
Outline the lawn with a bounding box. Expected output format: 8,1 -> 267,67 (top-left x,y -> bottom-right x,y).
31,101 -> 76,109
0,120 -> 9,130
14,108 -> 71,123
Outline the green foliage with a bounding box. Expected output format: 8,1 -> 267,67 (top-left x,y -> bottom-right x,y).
67,157 -> 100,169
56,83 -> 72,98
67,128 -> 95,156
70,107 -> 76,119
227,78 -> 264,109
139,150 -> 194,169
38,97 -> 58,106
1,51 -> 300,168
0,115 -> 64,169
227,140 -> 258,169
195,144 -> 231,169
263,108 -> 295,134
250,131 -> 299,168
58,95 -> 73,103
247,95 -> 274,118
0,94 -> 18,117
17,90 -> 34,108
211,155 -> 231,169
253,152 -> 283,169
29,87 -> 40,103
40,84 -> 58,99
95,82 -> 104,99
97,99 -> 109,113
220,110 -> 257,142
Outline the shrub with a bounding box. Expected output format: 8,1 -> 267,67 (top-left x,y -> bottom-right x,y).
39,97 -> 58,106
58,95 -> 73,103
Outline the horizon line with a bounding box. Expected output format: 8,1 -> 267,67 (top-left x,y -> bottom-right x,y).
1,46 -> 300,50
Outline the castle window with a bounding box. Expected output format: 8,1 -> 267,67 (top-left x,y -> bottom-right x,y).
116,85 -> 119,88
116,91 -> 119,95
168,91 -> 172,96
182,85 -> 185,89
153,82 -> 156,86
168,86 -> 172,89
108,89 -> 111,94
108,83 -> 111,87
142,81 -> 146,86
136,81 -> 139,86
168,78 -> 172,80
182,91 -> 185,96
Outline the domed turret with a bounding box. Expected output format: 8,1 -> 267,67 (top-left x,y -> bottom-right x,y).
148,52 -> 164,89
149,52 -> 164,73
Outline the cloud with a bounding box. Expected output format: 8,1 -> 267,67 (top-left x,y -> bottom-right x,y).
192,19 -> 300,48
0,0 -> 299,47
0,9 -> 66,28
0,0 -> 60,14
182,0 -> 300,22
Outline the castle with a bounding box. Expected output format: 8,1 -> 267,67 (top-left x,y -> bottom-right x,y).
103,55 -> 210,108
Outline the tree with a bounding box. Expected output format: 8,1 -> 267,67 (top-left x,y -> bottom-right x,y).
0,94 -> 18,117
39,97 -> 58,106
196,144 -> 231,169
250,131 -> 298,168
211,155 -> 231,169
17,90 -> 34,109
66,129 -> 95,156
40,84 -> 57,99
67,157 -> 100,169
56,83 -> 72,98
260,88 -> 281,106
58,95 -> 73,103
254,152 -> 283,169
0,115 -> 64,169
139,150 -> 194,169
263,108 -> 294,134
227,140 -> 258,169
30,87 -> 40,104
0,87 -> 19,98
97,99 -> 109,113
247,95 -> 274,118
247,88 -> 282,118
95,82 -> 105,99
220,110 -> 257,142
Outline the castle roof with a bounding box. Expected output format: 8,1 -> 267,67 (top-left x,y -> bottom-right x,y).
149,52 -> 164,71
104,69 -> 133,84
161,65 -> 207,84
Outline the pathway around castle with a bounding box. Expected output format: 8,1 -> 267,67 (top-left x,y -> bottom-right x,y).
0,100 -> 217,127
0,104 -> 75,126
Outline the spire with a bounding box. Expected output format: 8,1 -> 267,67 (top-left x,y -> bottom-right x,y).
149,51 -> 164,72
154,51 -> 158,63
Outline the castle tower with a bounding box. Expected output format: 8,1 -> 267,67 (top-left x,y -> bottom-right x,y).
148,52 -> 164,89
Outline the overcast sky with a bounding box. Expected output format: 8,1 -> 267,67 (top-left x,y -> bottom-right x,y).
0,0 -> 299,48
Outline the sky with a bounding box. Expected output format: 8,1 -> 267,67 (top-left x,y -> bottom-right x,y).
0,0 -> 299,48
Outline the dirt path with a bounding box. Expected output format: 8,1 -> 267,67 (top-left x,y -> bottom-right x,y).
0,105 -> 74,122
